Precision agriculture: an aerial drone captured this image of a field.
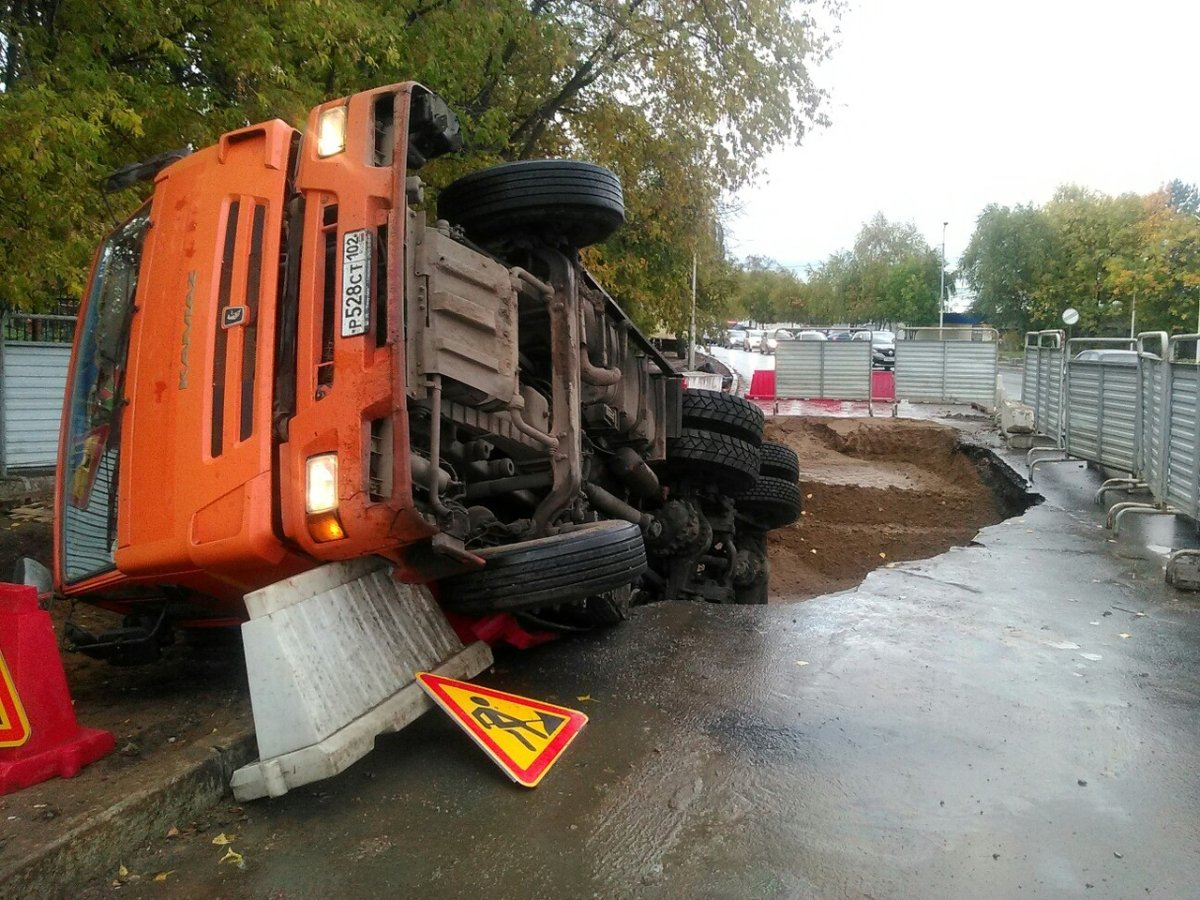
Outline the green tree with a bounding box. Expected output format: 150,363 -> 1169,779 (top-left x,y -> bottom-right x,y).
961,184 -> 1200,336
960,203 -> 1056,331
803,214 -> 947,326
1,0 -> 841,319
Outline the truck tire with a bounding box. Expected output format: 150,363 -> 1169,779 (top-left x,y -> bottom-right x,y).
439,520 -> 647,615
437,159 -> 624,249
737,476 -> 802,530
659,427 -> 760,495
759,441 -> 800,483
680,389 -> 764,446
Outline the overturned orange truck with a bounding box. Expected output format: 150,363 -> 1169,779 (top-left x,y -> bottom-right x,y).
55,83 -> 802,663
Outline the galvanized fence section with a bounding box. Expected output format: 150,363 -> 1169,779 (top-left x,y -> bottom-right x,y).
1062,339 -> 1139,474
0,314 -> 76,474
893,330 -> 999,408
774,340 -> 872,400
1162,336 -> 1200,521
1023,331 -> 1065,442
1136,334 -> 1169,499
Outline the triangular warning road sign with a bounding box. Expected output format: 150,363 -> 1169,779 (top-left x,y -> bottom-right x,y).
0,650 -> 31,748
416,673 -> 587,787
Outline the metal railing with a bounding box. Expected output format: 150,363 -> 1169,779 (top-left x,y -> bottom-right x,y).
0,313 -> 77,475
1062,338 -> 1139,474
894,327 -> 999,408
774,340 -> 873,401
1022,330 -> 1065,442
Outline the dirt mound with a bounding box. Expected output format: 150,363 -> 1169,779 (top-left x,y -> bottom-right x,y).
764,417 -> 1006,601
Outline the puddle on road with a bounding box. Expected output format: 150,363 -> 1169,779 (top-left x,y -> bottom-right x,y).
764,417 -> 1037,602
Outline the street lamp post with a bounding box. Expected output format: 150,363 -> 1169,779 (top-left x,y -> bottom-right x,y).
939,221 -> 947,331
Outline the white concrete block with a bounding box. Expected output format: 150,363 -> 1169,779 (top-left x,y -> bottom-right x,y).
230,559 -> 493,800
999,399 -> 1035,435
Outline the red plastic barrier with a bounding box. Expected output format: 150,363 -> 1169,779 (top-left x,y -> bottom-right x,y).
0,584 -> 114,795
872,370 -> 896,401
747,370 -> 776,400
445,611 -> 560,651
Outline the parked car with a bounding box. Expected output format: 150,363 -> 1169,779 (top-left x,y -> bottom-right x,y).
764,328 -> 795,354
852,330 -> 895,368
1073,349 -> 1139,364
743,329 -> 767,352
726,328 -> 747,349
793,330 -> 828,342
827,331 -> 852,341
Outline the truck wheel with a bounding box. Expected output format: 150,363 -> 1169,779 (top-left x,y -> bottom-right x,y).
659,427 -> 761,495
437,159 -> 624,249
759,441 -> 800,483
439,520 -> 647,615
737,476 -> 802,530
680,389 -> 764,446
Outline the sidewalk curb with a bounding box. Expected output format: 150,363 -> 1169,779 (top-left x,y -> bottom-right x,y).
0,731 -> 257,899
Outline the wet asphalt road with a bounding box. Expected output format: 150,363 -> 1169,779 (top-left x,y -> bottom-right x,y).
95,451 -> 1200,899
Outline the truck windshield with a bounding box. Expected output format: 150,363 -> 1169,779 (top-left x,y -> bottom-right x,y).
61,204 -> 151,583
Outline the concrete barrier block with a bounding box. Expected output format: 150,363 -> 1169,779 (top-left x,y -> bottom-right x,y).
999,399 -> 1035,435
1166,551 -> 1200,591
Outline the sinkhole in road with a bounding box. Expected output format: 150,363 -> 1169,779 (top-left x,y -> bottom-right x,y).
763,416 -> 1038,602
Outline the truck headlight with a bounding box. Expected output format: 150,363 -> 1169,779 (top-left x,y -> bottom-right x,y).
317,105 -> 348,157
305,454 -> 339,513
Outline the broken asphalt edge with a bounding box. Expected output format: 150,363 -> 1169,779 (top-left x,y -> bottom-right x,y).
0,730 -> 257,900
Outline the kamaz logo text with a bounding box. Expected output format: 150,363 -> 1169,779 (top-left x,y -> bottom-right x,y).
179,270 -> 196,389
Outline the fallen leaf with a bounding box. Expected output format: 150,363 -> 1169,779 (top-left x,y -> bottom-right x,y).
810,548 -> 817,554
118,865 -> 130,878
1119,633 -> 1132,639
878,552 -> 886,559
220,848 -> 244,865
576,694 -> 593,702
166,826 -> 179,838
796,661 -> 809,667
154,872 -> 175,882
212,833 -> 235,846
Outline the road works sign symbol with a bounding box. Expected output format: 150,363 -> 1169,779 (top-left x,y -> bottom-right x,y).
0,650 -> 31,748
416,673 -> 587,787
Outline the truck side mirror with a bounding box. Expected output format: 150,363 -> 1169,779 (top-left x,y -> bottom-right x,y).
408,91 -> 463,169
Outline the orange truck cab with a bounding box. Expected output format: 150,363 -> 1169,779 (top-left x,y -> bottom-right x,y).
54,83 -> 799,662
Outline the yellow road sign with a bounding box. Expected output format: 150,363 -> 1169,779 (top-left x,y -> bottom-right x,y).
416,673 -> 587,787
0,650 -> 30,748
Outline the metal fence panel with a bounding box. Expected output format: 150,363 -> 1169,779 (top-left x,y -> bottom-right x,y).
894,341 -> 998,407
1064,361 -> 1138,473
1021,346 -> 1037,406
2,341 -> 71,471
774,341 -> 871,400
1165,364 -> 1200,518
1138,357 -> 1167,498
1038,348 -> 1065,439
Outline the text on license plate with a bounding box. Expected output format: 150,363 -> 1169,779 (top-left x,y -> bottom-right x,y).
340,229 -> 372,337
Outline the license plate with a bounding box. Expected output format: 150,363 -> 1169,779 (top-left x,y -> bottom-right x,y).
340,229 -> 372,337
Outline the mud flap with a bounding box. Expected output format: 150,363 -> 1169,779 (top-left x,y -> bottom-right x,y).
230,558 -> 492,801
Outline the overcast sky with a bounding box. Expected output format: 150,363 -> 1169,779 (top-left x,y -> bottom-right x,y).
728,0 -> 1198,276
